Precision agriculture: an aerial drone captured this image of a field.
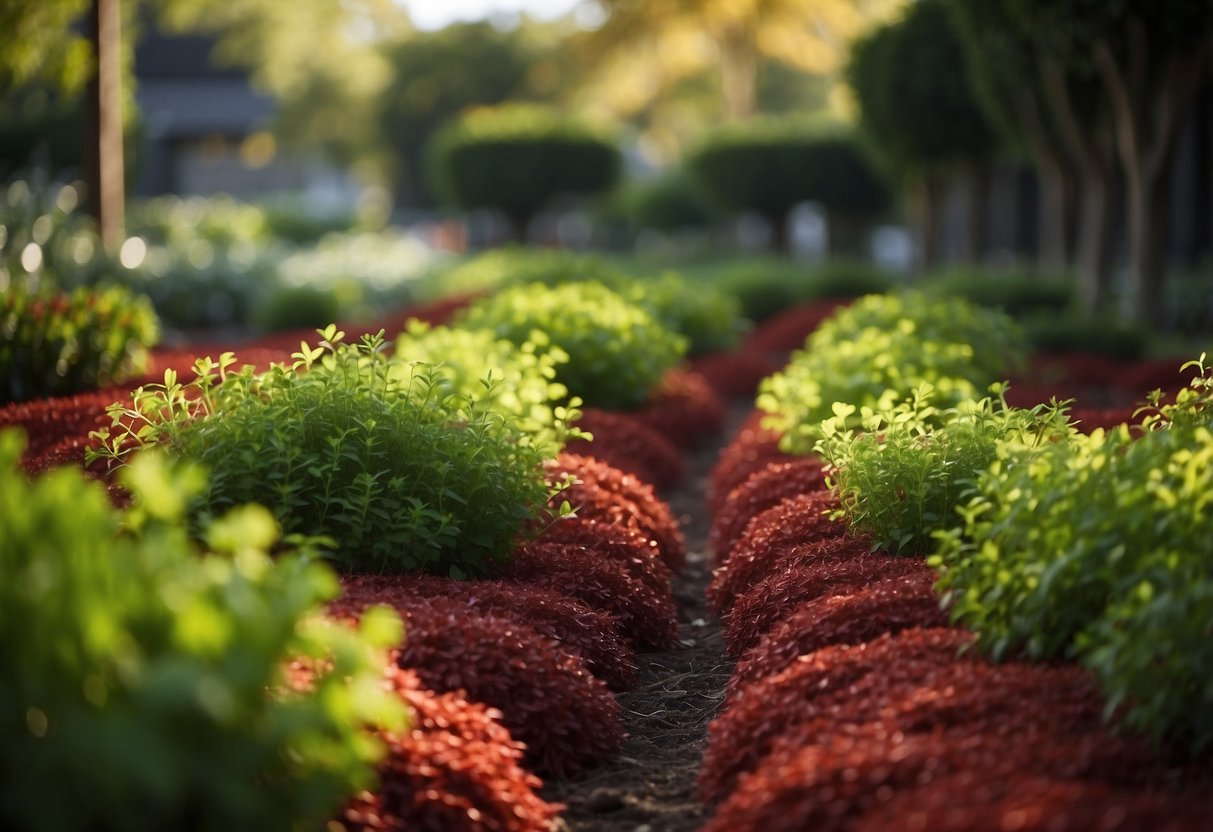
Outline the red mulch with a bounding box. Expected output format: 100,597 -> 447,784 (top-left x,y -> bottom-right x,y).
330,588 -> 623,779
530,516 -> 673,599
626,368 -> 727,448
340,667 -> 560,832
742,299 -> 851,353
706,492 -> 850,616
690,349 -> 784,399
729,571 -> 949,694
707,409 -> 791,514
1069,406 -> 1143,434
566,408 -> 686,489
497,542 -> 680,651
337,573 -> 637,691
710,456 -> 828,556
723,555 -> 934,657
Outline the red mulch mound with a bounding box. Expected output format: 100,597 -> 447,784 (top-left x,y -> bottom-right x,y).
708,410 -> 791,514
543,453 -> 685,571
690,349 -> 783,399
710,457 -> 828,556
0,388 -> 121,467
742,299 -> 850,353
702,719 -> 1167,832
340,667 -> 560,832
566,408 -> 686,489
1115,357 -> 1202,398
137,346 -> 293,382
1019,352 -> 1125,389
497,542 -> 680,651
530,517 -> 673,599
701,628 -> 1159,805
1070,406 -> 1143,434
729,571 -> 948,693
1001,382 -> 1079,409
706,492 -> 850,616
723,554 -> 933,656
329,589 -> 624,778
338,574 -> 636,691
542,475 -> 686,571
851,771 -> 1211,832
626,368 -> 727,448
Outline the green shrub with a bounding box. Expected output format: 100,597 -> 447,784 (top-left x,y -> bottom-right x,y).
458,281 -> 687,410
427,104 -> 621,240
253,284 -> 341,332
1023,312 -> 1150,359
431,247 -> 625,297
711,257 -> 895,322
817,384 -> 1075,555
932,356 -> 1213,755
686,119 -> 891,249
393,320 -> 583,457
0,430 -> 406,831
1,179 -> 115,290
920,266 -> 1074,318
127,194 -> 270,249
1,282 -> 160,404
758,292 -> 1026,453
605,172 -> 715,233
91,327 -> 561,577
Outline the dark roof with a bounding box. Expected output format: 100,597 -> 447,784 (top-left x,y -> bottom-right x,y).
135,31 -> 248,80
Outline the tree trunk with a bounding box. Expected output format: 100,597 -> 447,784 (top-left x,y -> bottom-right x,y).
1074,175 -> 1114,315
719,26 -> 758,121
915,175 -> 944,271
1037,160 -> 1072,273
504,211 -> 531,245
1093,19 -> 1211,328
769,211 -> 790,253
84,0 -> 124,251
963,164 -> 991,263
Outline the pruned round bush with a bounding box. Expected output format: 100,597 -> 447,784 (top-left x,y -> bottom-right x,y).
1,282 -> 159,404
341,667 -> 561,832
687,119 -> 891,251
690,349 -> 783,400
90,328 -> 560,577
707,492 -> 849,616
757,292 -> 1027,453
729,571 -> 949,693
533,517 -> 672,599
393,320 -> 582,458
338,573 -> 637,691
712,259 -> 891,324
723,555 -> 934,656
0,434 -> 406,832
628,367 -> 727,446
427,104 -> 620,241
458,280 -> 688,410
708,409 -> 789,515
329,590 -> 624,779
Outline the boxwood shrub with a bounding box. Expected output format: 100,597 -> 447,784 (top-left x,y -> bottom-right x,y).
933,356 -> 1213,755
91,326 -> 561,577
757,292 -> 1026,453
458,281 -> 687,410
0,432 -> 405,831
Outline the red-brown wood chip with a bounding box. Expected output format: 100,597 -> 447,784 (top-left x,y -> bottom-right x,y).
531,516 -> 673,599
723,555 -> 936,657
729,570 -> 949,694
566,408 -> 686,488
627,367 -> 727,448
707,409 -> 789,514
340,667 -> 561,832
690,349 -> 784,399
710,456 -> 828,556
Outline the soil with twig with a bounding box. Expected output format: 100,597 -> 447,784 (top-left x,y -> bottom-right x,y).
541,408 -> 748,832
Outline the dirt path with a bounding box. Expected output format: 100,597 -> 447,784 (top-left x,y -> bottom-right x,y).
542,409 -> 747,832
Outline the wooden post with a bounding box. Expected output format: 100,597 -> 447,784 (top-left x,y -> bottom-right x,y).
84,0 -> 124,250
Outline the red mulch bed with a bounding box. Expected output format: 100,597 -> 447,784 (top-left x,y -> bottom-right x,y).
707,409 -> 790,514
566,408 -> 686,489
497,542 -> 680,651
626,368 -> 727,448
706,492 -> 850,616
710,456 -> 828,556
530,516 -> 673,599
337,573 -> 637,691
690,349 -> 784,399
330,588 -> 624,779
340,667 -> 560,832
742,299 -> 851,353
729,571 -> 949,694
722,555 -> 936,657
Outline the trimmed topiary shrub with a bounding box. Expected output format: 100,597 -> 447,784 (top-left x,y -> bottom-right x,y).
0,433 -> 406,831
710,457 -> 828,556
89,327 -> 564,577
564,408 -> 687,488
757,292 -> 1027,453
627,367 -> 727,446
458,280 -> 687,410
1,282 -> 159,404
427,104 -> 620,241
